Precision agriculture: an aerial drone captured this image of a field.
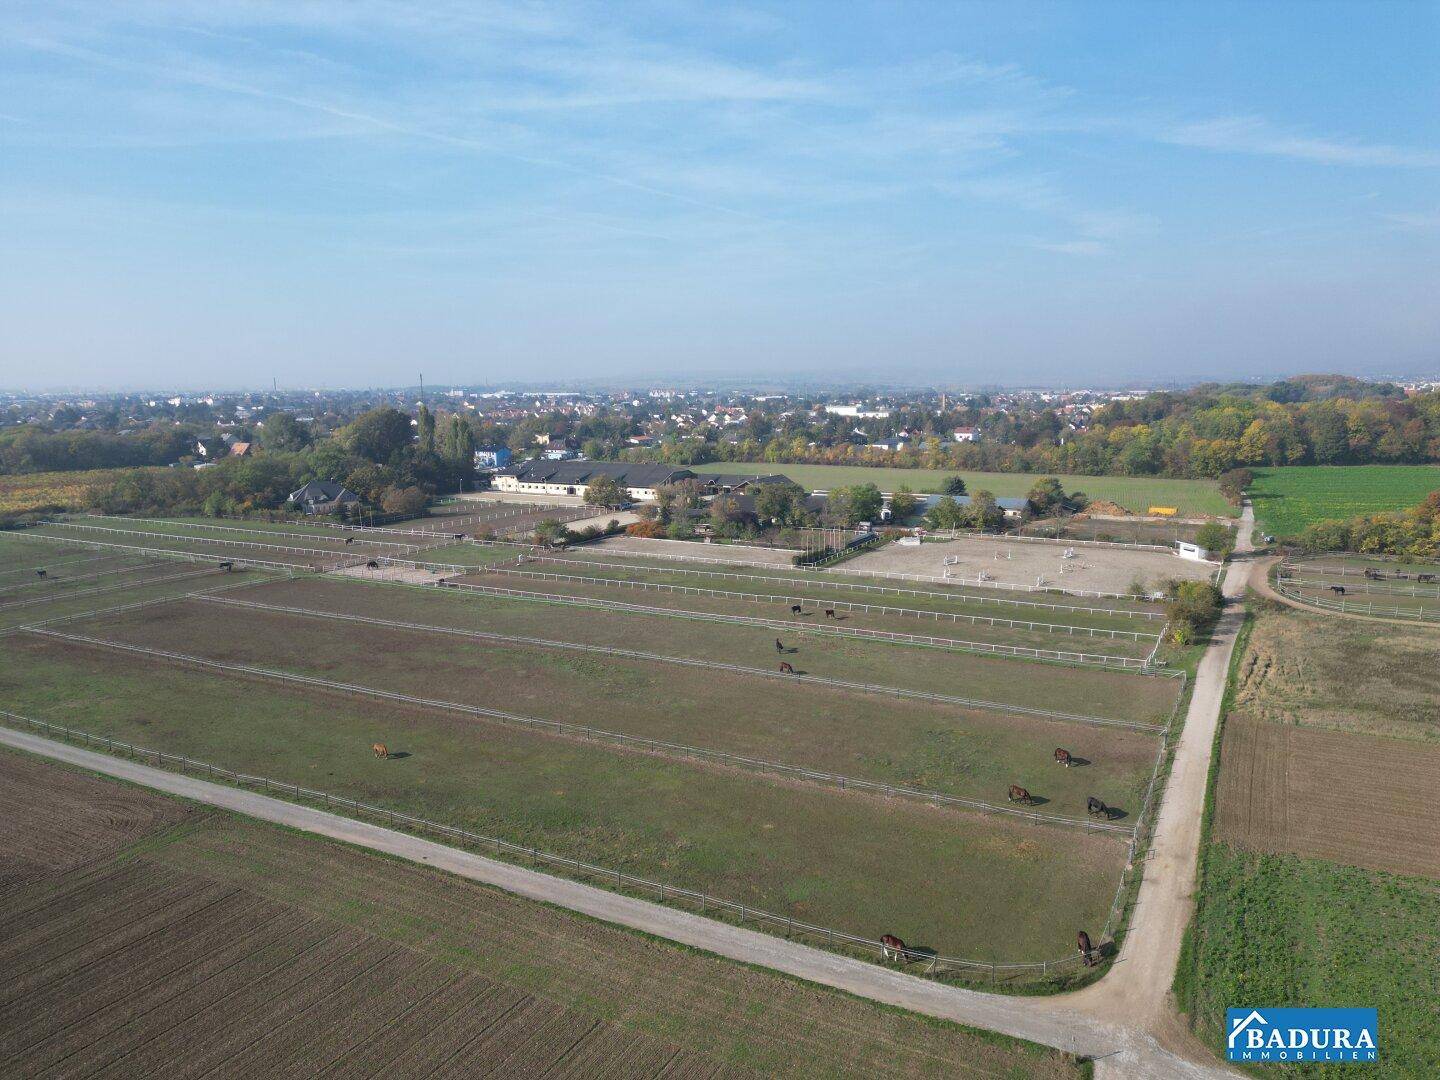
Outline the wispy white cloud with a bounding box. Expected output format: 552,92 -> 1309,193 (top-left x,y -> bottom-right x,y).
1158,116 -> 1440,168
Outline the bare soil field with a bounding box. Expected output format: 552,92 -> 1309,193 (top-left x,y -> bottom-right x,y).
0,750 -> 192,886
233,576 -> 1184,724
846,534 -> 1215,596
76,594 -> 1163,813
1234,599 -> 1440,742
588,533 -> 803,566
0,750 -> 1081,1077
1215,713 -> 1440,881
1,632 -> 1128,962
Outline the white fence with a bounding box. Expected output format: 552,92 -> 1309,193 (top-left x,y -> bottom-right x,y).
200,593 -> 1166,733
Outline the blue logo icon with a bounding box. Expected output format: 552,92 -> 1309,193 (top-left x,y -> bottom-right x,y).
1226,1008 -> 1378,1063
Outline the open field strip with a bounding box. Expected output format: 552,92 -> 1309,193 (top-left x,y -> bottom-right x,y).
0,549 -> 123,580
0,570 -> 277,634
235,576 -> 1180,724
462,563 -> 1162,645
53,597 -> 1161,818
78,514 -> 416,550
685,462 -> 1231,516
199,593 -> 1165,732
0,554 -> 156,596
31,521 -> 360,569
0,565 -> 222,613
24,623 -> 1140,834
429,545 -> 1165,624
9,573 -> 287,635
439,575 -> 1157,667
11,529 -> 331,573
0,638 -> 1128,963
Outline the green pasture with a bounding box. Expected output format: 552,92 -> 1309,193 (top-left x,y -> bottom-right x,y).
1249,465 -> 1440,537
688,463 -> 1231,516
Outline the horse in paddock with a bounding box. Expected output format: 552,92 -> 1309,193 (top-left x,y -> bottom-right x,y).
1329,585 -> 1346,595
1054,748 -> 1073,767
217,560 -> 234,572
1087,796 -> 1109,817
775,638 -> 784,654
1364,569 -> 1383,581
35,569 -> 47,578
454,533 -> 465,540
1007,784 -> 1031,804
824,609 -> 836,619
344,536 -> 354,545
1420,574 -> 1436,584
880,934 -> 909,963
366,560 -> 380,570
1077,930 -> 1095,966
790,604 -> 802,616
372,742 -> 389,759
778,661 -> 795,674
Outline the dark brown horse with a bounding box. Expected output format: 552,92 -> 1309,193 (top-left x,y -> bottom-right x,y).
790,604 -> 802,615
778,662 -> 795,674
1330,585 -> 1346,595
1007,784 -> 1031,804
366,560 -> 380,569
1054,748 -> 1073,767
35,569 -> 47,578
824,609 -> 836,619
1077,930 -> 1094,966
880,934 -> 909,962
1087,796 -> 1109,817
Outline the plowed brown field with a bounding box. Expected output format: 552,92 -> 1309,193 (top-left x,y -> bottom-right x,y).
1215,714 -> 1440,879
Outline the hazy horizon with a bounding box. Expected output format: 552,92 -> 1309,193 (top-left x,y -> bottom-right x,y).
3,2 -> 1437,390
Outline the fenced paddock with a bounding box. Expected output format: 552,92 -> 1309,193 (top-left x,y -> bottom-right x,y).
1275,555 -> 1440,622
41,597 -> 1165,820
224,575 -> 1184,725
0,637 -> 1129,968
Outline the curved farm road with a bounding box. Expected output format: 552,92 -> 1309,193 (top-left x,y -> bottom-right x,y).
0,506 -> 1255,1079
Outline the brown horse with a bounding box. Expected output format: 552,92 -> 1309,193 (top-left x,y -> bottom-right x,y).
1054,748 -> 1073,767
344,536 -> 354,545
1077,930 -> 1094,966
880,934 -> 909,962
35,569 -> 47,579
824,609 -> 836,619
1087,796 -> 1109,817
1007,784 -> 1031,804
372,742 -> 389,759
790,604 -> 802,615
366,560 -> 380,570
778,661 -> 795,674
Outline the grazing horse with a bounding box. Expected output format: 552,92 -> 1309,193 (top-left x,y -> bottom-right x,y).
880,934 -> 909,963
1077,930 -> 1094,966
372,742 -> 389,759
1007,784 -> 1031,804
1364,569 -> 1383,581
790,604 -> 802,615
366,560 -> 380,570
1329,585 -> 1346,595
217,560 -> 234,572
35,569 -> 47,578
778,661 -> 795,674
1054,747 -> 1073,767
1087,796 -> 1109,817
824,609 -> 836,619
1419,574 -> 1436,584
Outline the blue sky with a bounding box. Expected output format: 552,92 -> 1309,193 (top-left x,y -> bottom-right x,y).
2,1 -> 1437,390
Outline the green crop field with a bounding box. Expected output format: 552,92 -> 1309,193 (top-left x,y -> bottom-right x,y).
1249,465 -> 1440,537
1178,843 -> 1440,1078
689,462 -> 1231,516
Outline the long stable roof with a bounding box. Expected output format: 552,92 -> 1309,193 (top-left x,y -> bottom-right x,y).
496,460 -> 695,488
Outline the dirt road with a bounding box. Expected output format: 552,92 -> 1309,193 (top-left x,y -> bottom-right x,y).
1,506 -> 1255,1077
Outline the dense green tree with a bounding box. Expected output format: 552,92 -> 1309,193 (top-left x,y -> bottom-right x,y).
343,407 -> 414,463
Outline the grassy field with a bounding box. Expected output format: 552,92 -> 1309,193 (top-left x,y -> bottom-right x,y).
1,632 -> 1128,965
0,749 -> 1085,1078
79,593 -> 1162,815
241,576 -> 1182,725
1233,598 -> 1440,742
689,462 -> 1230,516
1178,843 -> 1440,1078
1249,465 -> 1440,537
